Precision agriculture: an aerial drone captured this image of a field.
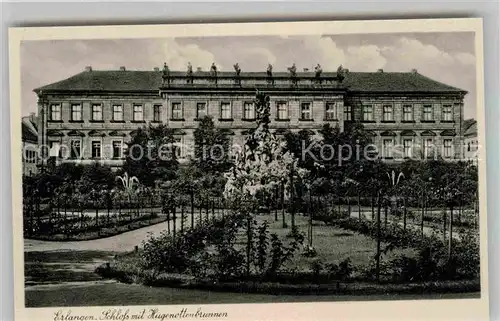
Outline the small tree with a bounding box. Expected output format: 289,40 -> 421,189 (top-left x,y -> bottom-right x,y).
193,116 -> 232,174
224,90 -> 308,275
123,124 -> 179,187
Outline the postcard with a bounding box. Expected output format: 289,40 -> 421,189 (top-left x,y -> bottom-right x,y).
9,18 -> 488,321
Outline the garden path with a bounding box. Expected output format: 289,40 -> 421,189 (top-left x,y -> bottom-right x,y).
24,215 -> 212,253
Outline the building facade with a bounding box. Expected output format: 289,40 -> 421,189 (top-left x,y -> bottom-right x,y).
22,114 -> 39,176
463,119 -> 478,160
34,65 -> 467,168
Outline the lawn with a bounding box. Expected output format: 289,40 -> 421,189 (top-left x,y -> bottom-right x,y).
233,213 -> 415,274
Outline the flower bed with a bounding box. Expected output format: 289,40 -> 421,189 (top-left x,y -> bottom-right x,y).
96,212 -> 479,295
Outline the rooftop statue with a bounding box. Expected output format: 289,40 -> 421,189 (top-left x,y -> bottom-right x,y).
233,63 -> 241,76
162,62 -> 170,85
267,64 -> 273,77
234,63 -> 242,86
266,64 -> 274,85
210,62 -> 218,84
288,63 -> 297,86
315,64 -> 323,77
162,62 -> 170,76
186,62 -> 193,84
337,65 -> 346,83
288,63 -> 297,77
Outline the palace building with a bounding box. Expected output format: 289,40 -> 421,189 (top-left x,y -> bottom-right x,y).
33,64 -> 467,169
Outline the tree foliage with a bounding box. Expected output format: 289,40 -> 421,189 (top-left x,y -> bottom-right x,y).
193,116 -> 232,173
123,124 -> 179,187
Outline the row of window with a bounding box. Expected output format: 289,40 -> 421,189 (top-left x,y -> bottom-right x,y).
48,101 -> 456,123
49,138 -> 184,159
381,138 -> 454,159
49,137 -> 454,160
49,140 -> 125,159
48,101 -> 340,122
362,104 -> 455,122
49,103 -> 162,122
467,140 -> 479,152
23,150 -> 38,163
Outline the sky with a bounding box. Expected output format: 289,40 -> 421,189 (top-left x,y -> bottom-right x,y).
21,32 -> 477,119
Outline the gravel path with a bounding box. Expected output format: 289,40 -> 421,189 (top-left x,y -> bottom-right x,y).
24,214 -> 221,253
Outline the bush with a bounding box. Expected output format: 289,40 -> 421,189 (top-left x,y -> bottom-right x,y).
388,229 -> 480,282
140,213 -> 245,275
325,258 -> 353,282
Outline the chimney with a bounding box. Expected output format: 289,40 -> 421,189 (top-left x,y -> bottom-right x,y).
377,68 -> 384,73
29,112 -> 36,124
303,68 -> 309,72
85,66 -> 92,72
196,67 -> 202,72
411,68 -> 418,73
153,67 -> 160,72
119,66 -> 126,71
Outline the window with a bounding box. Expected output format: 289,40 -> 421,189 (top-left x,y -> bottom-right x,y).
29,150 -> 37,163
171,103 -> 183,120
24,149 -> 37,163
467,142 -> 471,152
70,140 -> 81,159
196,102 -> 207,119
344,105 -> 352,121
403,105 -> 413,121
403,139 -> 413,158
325,102 -> 337,120
220,102 -> 232,120
382,139 -> 394,158
443,139 -> 453,158
92,104 -> 103,121
363,105 -> 374,121
382,105 -> 393,121
91,141 -> 101,159
113,104 -> 123,121
112,140 -> 122,159
442,104 -> 453,121
424,138 -> 434,158
173,136 -> 183,158
276,102 -> 288,120
50,104 -> 61,121
71,104 -> 82,121
243,102 -> 255,120
49,141 -> 61,157
300,102 -> 312,120
133,104 -> 143,121
153,105 -> 162,122
422,105 -> 433,121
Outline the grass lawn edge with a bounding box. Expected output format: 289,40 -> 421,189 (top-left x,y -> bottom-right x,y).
95,262 -> 480,296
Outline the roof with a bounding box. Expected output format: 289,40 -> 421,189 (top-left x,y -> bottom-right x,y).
34,69 -> 467,94
463,119 -> 477,137
22,116 -> 38,143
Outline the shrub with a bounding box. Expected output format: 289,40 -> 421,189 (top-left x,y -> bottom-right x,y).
310,259 -> 324,283
325,258 -> 353,282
